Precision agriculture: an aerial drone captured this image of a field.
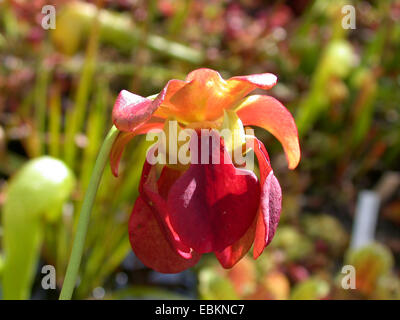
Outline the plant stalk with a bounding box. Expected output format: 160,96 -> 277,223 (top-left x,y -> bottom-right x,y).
59,126 -> 119,300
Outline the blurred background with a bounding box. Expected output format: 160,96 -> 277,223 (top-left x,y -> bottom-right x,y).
0,0 -> 399,300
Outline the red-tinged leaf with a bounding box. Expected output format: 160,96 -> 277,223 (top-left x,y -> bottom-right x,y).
236,95 -> 300,169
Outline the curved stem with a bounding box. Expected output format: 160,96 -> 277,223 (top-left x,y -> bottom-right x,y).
59,125 -> 119,300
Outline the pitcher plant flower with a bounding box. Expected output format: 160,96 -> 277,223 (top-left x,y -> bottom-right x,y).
110,68 -> 300,273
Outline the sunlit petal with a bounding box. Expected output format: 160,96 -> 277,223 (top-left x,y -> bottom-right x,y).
236,95 -> 301,169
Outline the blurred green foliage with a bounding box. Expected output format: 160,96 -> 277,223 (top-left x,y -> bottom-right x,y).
0,0 -> 399,299
291,277 -> 330,300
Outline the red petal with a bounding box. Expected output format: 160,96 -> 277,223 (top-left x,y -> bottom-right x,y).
112,86 -> 170,132
167,131 -> 260,253
215,218 -> 256,269
110,121 -> 163,177
254,171 -> 282,258
140,161 -> 196,259
250,137 -> 282,259
157,165 -> 183,197
264,173 -> 282,245
253,212 -> 267,259
129,197 -> 201,273
236,95 -> 301,169
250,136 -> 272,183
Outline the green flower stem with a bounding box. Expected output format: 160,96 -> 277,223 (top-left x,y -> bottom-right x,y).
59,125 -> 119,300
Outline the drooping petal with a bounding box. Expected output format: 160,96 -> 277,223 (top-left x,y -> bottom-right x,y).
154,68 -> 278,123
254,171 -> 282,258
110,121 -> 164,177
264,173 -> 281,246
157,164 -> 183,197
112,90 -> 154,132
152,79 -> 189,118
250,136 -> 273,184
236,95 -> 301,169
129,197 -> 201,273
140,161 -> 197,260
215,217 -> 256,269
112,83 -> 175,132
167,131 -> 260,253
253,212 -> 267,259
250,137 -> 271,258
249,137 -> 282,259
227,72 -> 277,92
